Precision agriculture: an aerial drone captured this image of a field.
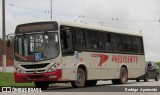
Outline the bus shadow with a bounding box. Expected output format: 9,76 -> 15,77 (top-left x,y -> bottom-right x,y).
43,80 -> 158,92
44,81 -> 137,91
44,83 -> 113,91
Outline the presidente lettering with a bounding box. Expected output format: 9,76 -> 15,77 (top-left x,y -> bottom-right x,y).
112,55 -> 138,64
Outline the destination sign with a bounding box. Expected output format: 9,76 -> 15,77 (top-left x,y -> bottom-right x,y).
16,22 -> 58,33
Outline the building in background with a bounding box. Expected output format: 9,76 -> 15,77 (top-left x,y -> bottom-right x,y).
0,39 -> 14,67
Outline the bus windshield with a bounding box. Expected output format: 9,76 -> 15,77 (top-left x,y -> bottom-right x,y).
15,32 -> 59,62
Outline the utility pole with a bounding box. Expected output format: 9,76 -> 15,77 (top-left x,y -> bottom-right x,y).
2,0 -> 6,72
79,14 -> 85,23
50,0 -> 52,20
98,21 -> 106,26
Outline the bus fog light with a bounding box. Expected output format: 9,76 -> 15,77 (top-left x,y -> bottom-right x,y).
49,75 -> 57,79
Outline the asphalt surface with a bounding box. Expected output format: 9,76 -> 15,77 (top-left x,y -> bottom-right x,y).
1,78 -> 160,95
43,80 -> 160,92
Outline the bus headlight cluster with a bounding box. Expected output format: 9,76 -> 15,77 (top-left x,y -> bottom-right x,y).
15,66 -> 25,73
48,67 -> 56,72
48,63 -> 60,72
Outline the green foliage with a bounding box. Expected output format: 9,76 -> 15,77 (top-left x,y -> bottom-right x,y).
156,62 -> 160,65
156,62 -> 160,70
156,62 -> 160,79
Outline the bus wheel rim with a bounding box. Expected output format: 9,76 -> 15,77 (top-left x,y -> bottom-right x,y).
77,72 -> 84,85
121,69 -> 127,82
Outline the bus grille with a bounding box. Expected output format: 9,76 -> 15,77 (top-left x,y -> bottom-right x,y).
21,63 -> 50,69
26,70 -> 46,73
27,75 -> 43,79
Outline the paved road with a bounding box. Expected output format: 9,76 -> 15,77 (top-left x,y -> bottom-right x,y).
1,80 -> 160,95
43,80 -> 160,92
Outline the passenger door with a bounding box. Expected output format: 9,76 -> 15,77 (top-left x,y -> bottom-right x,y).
60,26 -> 76,80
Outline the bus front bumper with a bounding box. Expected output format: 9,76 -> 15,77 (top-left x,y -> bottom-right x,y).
14,69 -> 62,83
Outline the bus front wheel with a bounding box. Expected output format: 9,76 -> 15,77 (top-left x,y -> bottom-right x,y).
71,68 -> 85,88
34,81 -> 49,90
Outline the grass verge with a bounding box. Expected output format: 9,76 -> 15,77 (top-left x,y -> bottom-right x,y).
0,72 -> 34,86
156,62 -> 160,68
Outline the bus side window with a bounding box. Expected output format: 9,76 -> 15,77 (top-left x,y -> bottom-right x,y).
123,35 -> 132,53
60,30 -> 74,55
99,32 -> 111,52
86,30 -> 99,51
132,36 -> 144,54
74,28 -> 86,50
111,33 -> 123,53
66,31 -> 73,50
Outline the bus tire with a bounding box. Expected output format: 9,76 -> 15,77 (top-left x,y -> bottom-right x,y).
34,81 -> 49,90
119,66 -> 128,84
85,80 -> 97,87
71,68 -> 85,88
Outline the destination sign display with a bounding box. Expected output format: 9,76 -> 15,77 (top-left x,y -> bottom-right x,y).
16,22 -> 58,33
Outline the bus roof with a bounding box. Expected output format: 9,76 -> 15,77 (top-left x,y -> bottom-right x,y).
57,20 -> 142,36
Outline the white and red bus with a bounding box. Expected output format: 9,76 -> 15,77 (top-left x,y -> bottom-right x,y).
13,21 -> 145,89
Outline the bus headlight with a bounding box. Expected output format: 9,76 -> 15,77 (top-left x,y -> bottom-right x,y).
48,63 -> 60,72
15,66 -> 25,73
48,66 -> 56,72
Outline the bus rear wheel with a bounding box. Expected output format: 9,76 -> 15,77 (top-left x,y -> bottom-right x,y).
71,68 -> 85,88
120,67 -> 128,84
112,67 -> 128,84
34,81 -> 49,90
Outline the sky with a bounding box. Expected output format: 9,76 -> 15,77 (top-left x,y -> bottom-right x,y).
0,0 -> 160,62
